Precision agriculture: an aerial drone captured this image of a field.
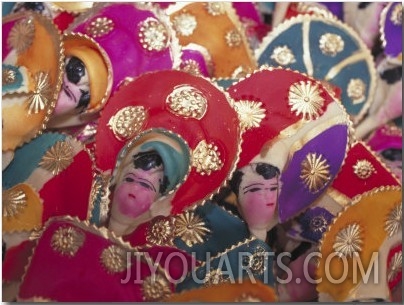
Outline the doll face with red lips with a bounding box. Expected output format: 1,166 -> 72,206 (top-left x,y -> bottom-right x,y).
231,163 -> 281,234
113,166 -> 164,218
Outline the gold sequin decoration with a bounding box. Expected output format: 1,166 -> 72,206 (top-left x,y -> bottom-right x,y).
204,268 -> 229,287
288,81 -> 325,121
100,245 -> 128,274
353,159 -> 376,179
3,68 -> 16,85
181,59 -> 201,76
108,106 -> 147,141
390,4 -> 402,26
39,141 -> 74,175
347,78 -> 366,105
2,188 -> 27,218
146,218 -> 174,246
7,18 -> 35,54
271,45 -> 296,66
27,71 -> 52,114
138,18 -> 169,52
89,173 -> 111,224
51,226 -> 85,257
385,204 -> 402,237
388,251 -> 402,282
246,247 -> 267,275
192,140 -> 223,175
142,273 -> 172,301
300,153 -> 330,193
173,13 -> 197,37
174,211 -> 210,247
234,100 -> 266,131
205,2 -> 225,16
86,17 -> 114,38
333,223 -> 363,258
231,66 -> 249,79
225,29 -> 242,47
166,85 -> 207,120
319,33 -> 344,57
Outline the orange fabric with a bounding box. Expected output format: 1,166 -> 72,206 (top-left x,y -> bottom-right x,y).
3,183 -> 43,232
169,2 -> 257,77
317,188 -> 401,301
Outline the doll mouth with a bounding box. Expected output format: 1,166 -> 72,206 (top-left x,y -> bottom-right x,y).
266,203 -> 275,207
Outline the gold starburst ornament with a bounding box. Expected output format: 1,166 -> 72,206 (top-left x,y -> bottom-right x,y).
175,211 -> 210,247
86,17 -> 114,38
100,245 -> 128,273
142,274 -> 172,301
288,81 -> 325,121
204,268 -> 228,287
7,17 -> 35,54
205,2 -> 225,16
181,60 -> 202,76
146,218 -> 174,246
51,226 -> 85,257
27,71 -> 52,114
353,159 -> 376,179
333,223 -> 363,258
39,141 -> 74,175
385,204 -> 402,237
3,188 -> 27,218
234,100 -> 266,131
300,153 -> 330,193
225,29 -> 242,47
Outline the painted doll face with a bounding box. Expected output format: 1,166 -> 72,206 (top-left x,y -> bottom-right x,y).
111,151 -> 165,220
237,163 -> 280,231
54,56 -> 90,116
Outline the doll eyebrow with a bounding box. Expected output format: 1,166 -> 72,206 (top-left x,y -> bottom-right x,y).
243,183 -> 264,191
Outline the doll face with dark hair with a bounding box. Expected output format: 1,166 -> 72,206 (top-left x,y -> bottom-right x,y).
54,56 -> 90,116
232,163 -> 280,231
111,151 -> 168,220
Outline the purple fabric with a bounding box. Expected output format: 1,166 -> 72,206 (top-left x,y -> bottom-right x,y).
278,124 -> 348,223
298,207 -> 334,243
181,48 -> 210,77
319,2 -> 343,20
384,4 -> 402,57
72,4 -> 175,93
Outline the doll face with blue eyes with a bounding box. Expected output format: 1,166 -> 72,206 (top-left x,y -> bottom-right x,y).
54,56 -> 90,116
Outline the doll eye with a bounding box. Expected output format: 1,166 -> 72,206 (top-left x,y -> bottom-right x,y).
138,181 -> 153,190
124,177 -> 134,183
269,186 -> 278,192
244,187 -> 261,194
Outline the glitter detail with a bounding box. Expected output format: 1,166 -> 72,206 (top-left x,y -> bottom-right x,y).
205,2 -> 225,16
86,17 -> 114,38
108,106 -> 147,141
142,274 -> 172,301
166,85 -> 207,119
138,18 -> 169,52
192,140 -> 223,175
100,245 -> 128,273
146,218 -> 174,246
3,188 -> 27,218
225,29 -> 242,47
385,204 -> 402,237
7,18 -> 35,53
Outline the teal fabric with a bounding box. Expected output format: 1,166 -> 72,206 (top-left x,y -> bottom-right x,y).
2,65 -> 24,94
2,133 -> 67,189
174,201 -> 250,262
176,237 -> 275,291
257,18 -> 374,117
2,2 -> 15,16
140,138 -> 190,194
215,79 -> 238,90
